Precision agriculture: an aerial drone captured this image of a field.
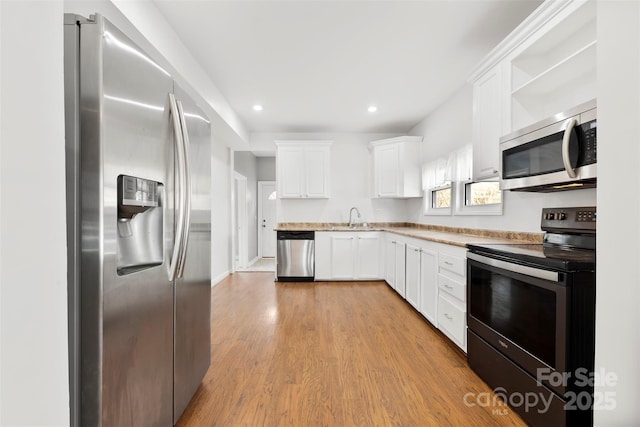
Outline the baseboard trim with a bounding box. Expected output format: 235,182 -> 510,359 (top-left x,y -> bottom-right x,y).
211,271 -> 230,287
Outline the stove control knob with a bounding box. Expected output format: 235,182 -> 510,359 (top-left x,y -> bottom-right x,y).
557,212 -> 567,220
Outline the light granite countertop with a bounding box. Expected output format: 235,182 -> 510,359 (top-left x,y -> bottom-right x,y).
275,222 -> 542,248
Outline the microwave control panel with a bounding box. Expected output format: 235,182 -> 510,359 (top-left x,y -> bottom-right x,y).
580,120 -> 597,165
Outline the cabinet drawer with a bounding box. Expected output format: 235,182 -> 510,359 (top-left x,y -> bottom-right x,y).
439,253 -> 466,277
438,273 -> 465,302
437,295 -> 466,347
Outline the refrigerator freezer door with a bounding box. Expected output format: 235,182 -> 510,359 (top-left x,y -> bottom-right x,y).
70,15 -> 176,426
172,85 -> 212,423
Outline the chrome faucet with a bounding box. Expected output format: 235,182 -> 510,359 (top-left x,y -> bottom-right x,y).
348,207 -> 361,228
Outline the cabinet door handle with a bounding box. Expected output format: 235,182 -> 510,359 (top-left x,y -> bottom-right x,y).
479,166 -> 498,179
444,261 -> 454,266
444,284 -> 454,289
444,313 -> 453,320
414,249 -> 420,252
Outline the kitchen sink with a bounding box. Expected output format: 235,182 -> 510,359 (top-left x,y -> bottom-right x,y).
330,224 -> 372,231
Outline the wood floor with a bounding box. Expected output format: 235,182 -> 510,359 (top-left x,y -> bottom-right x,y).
176,273 -> 526,426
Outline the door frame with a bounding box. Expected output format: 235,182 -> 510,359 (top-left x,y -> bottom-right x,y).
257,180 -> 276,258
232,172 -> 248,270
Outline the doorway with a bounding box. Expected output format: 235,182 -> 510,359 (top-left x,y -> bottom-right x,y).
233,172 -> 248,270
258,181 -> 277,258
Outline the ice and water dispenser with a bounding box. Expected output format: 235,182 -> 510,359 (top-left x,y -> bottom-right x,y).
117,175 -> 163,275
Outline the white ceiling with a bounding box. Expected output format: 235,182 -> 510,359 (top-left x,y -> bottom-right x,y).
153,0 -> 542,135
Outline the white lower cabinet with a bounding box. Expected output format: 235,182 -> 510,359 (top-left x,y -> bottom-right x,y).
315,232 -> 383,280
356,234 -> 383,279
419,247 -> 438,327
436,247 -> 468,352
437,293 -> 466,348
320,230 -> 468,351
384,233 -> 467,352
401,238 -> 438,327
394,241 -> 406,297
330,234 -> 356,279
405,244 -> 421,310
384,235 -> 406,294
385,237 -> 397,286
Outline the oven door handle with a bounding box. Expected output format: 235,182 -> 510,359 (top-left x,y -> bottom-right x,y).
468,252 -> 559,282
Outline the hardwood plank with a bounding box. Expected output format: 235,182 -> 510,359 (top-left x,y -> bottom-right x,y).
176,273 -> 526,426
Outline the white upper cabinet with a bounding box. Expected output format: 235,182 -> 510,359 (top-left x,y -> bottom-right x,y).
370,136 -> 423,198
468,0 -> 596,179
471,64 -> 507,180
275,141 -> 332,199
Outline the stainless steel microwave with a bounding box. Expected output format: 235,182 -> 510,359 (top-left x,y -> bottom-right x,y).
500,99 -> 596,192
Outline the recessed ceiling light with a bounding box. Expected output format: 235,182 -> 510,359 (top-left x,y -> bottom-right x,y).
253,104 -> 263,112
367,105 -> 378,113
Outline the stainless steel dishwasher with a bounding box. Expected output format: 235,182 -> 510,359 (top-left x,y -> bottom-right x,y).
276,231 -> 314,281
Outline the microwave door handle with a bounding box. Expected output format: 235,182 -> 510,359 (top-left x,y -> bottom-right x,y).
562,118 -> 579,178
168,93 -> 187,281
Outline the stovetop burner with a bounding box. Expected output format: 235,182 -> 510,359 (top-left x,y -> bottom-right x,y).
468,206 -> 596,272
467,242 -> 595,271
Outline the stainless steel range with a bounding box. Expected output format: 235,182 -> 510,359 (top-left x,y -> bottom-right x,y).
467,207 -> 596,426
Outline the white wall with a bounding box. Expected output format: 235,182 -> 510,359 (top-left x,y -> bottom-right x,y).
110,1 -> 249,149
234,152 -> 258,262
251,132 -> 407,224
0,1 -> 70,425
64,0 -> 249,151
211,145 -> 232,284
406,85 -> 596,233
256,157 -> 276,182
594,2 -> 640,425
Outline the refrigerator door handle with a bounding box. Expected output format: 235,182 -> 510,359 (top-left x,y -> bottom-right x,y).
168,93 -> 187,281
176,99 -> 192,278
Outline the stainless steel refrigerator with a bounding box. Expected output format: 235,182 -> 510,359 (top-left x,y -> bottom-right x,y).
64,13 -> 211,426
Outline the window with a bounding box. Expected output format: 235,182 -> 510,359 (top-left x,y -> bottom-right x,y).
422,144 -> 503,216
465,181 -> 501,206
432,186 -> 451,208
423,155 -> 454,216
454,144 -> 502,215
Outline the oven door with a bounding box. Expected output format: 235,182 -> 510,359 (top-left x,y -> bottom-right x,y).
467,252 -> 568,396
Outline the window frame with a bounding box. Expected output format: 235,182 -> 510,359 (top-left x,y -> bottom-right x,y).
424,182 -> 453,216
454,179 -> 503,216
